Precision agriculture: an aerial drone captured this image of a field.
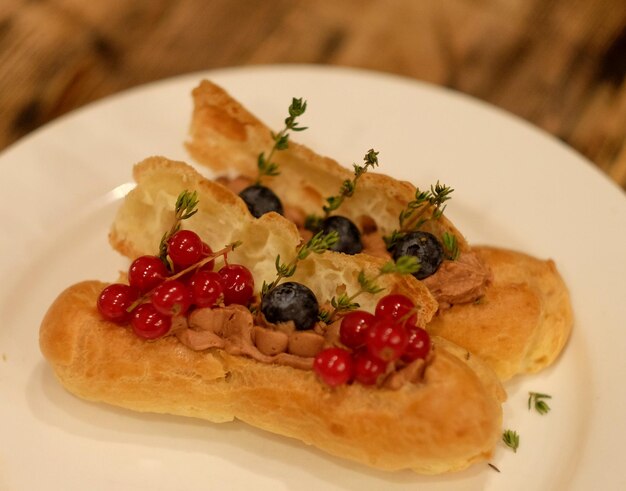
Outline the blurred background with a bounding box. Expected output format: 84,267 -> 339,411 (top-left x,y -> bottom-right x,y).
1,0 -> 625,189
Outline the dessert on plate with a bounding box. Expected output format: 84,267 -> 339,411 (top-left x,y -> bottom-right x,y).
40,157 -> 505,474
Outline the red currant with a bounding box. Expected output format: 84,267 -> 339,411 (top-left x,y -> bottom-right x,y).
313,348 -> 354,387
402,326 -> 431,362
353,349 -> 387,385
366,318 -> 408,362
167,230 -> 203,269
151,280 -> 192,316
97,283 -> 139,324
189,271 -> 224,307
197,242 -> 215,272
128,255 -> 169,293
131,303 -> 171,339
375,294 -> 418,327
218,264 -> 254,305
339,310 -> 376,349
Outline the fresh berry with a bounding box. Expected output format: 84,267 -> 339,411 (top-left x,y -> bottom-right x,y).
402,326 -> 431,362
261,282 -> 319,330
239,184 -> 284,218
321,216 -> 363,255
353,349 -> 388,385
151,280 -> 192,316
375,294 -> 417,327
175,241 -> 216,284
366,318 -> 408,362
313,347 -> 354,387
392,231 -> 444,280
197,242 -> 215,272
339,310 -> 376,348
189,271 -> 224,307
128,255 -> 169,293
131,303 -> 171,339
167,230 -> 204,269
97,283 -> 139,323
218,264 -> 255,306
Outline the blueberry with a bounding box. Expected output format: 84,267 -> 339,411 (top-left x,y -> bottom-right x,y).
392,231 -> 444,280
261,282 -> 319,330
321,216 -> 363,255
239,184 -> 284,218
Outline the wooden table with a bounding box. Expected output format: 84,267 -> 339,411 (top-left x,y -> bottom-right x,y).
1,0 -> 625,190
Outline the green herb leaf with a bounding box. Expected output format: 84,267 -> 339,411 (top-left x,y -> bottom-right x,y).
175,190 -> 199,219
298,230 -> 339,259
261,281 -> 271,298
357,271 -> 385,295
274,254 -> 298,278
330,293 -> 360,312
318,309 -> 332,323
502,430 -> 520,453
528,392 -> 552,415
257,153 -> 280,178
380,255 -> 420,275
442,232 -> 460,260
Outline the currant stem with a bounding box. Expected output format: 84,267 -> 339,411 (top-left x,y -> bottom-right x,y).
398,307 -> 420,325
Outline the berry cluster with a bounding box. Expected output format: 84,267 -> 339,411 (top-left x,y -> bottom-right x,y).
96,229 -> 254,340
313,294 -> 431,387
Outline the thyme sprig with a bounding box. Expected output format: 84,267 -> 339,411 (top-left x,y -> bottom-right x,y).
319,255 -> 420,322
305,149 -> 379,231
528,392 -> 552,415
261,231 -> 339,297
502,429 -> 520,453
383,182 -> 454,250
158,190 -> 199,269
256,97 -> 308,183
402,182 -> 454,228
127,241 -> 241,313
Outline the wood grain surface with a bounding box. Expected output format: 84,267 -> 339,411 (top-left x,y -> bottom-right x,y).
1,0 -> 625,189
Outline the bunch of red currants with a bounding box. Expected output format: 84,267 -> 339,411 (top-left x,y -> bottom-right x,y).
97,230 -> 254,339
313,294 -> 431,387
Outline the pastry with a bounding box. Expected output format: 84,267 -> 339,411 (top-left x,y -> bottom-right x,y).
185,80 -> 573,381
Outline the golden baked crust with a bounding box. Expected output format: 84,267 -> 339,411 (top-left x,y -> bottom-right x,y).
185,80 -> 574,381
40,280 -> 504,474
427,246 -> 573,380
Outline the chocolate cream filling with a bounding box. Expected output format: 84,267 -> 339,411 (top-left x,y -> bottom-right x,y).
173,304 -> 431,388
174,305 -> 321,370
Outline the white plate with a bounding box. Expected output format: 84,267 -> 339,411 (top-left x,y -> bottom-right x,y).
0,65 -> 624,490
